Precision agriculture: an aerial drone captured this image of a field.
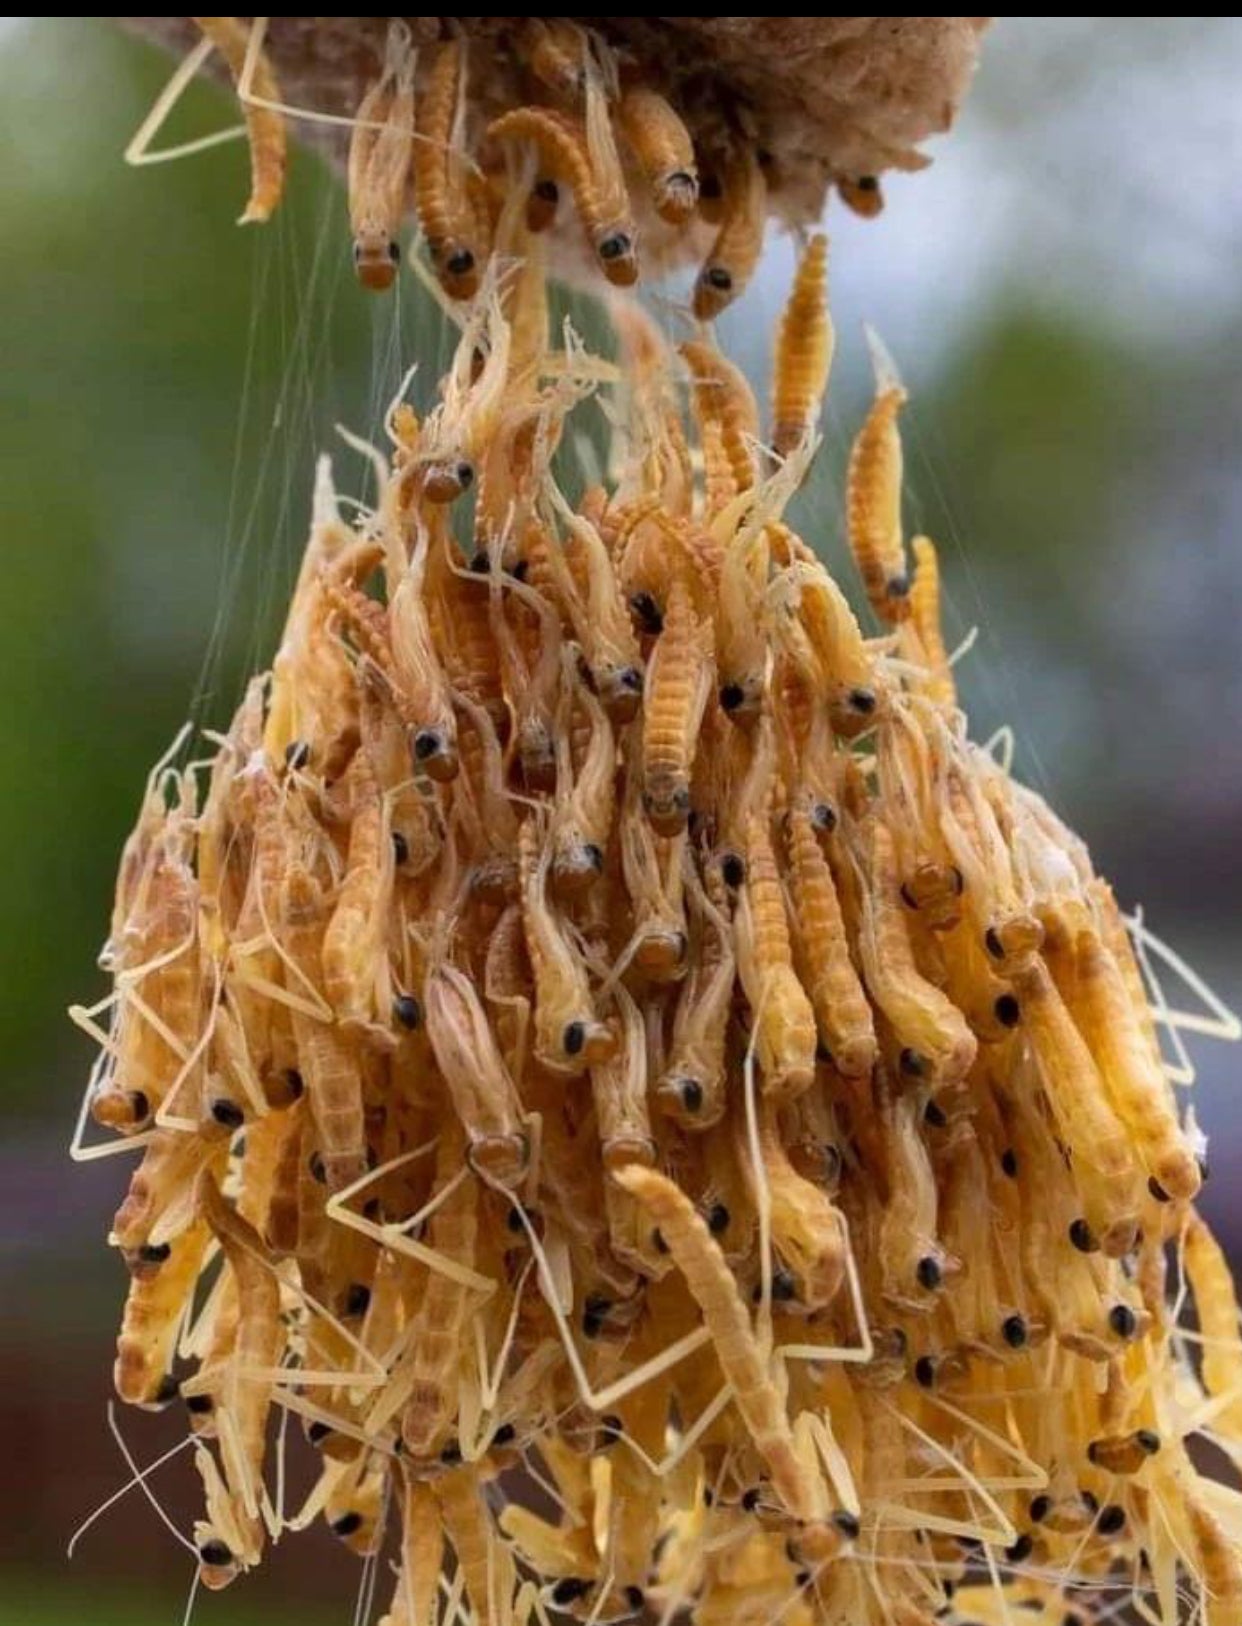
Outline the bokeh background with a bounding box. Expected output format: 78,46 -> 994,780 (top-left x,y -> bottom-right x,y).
1,16 -> 1239,1625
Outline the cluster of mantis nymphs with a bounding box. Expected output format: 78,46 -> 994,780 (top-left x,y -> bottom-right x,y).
145,18 -> 890,307
75,15 -> 1242,1626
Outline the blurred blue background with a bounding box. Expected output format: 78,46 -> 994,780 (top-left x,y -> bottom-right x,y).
0,17 -> 1238,1625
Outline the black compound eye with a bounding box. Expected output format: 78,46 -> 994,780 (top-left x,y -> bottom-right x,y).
1136,1428 -> 1160,1454
393,993 -> 423,1030
770,1268 -> 797,1302
492,1422 -> 517,1446
551,1579 -> 592,1606
198,1539 -> 233,1567
1004,1533 -> 1033,1563
994,993 -> 1021,1028
439,1439 -> 463,1465
916,1255 -> 943,1291
534,178 -> 558,202
672,786 -> 691,813
413,729 -> 443,763
455,461 -> 474,488
720,852 -> 745,889
832,1509 -> 861,1540
810,801 -> 836,832
210,1098 -> 245,1130
309,1151 -> 327,1184
720,682 -> 746,712
285,739 -> 311,771
1001,1313 -> 1028,1349
563,1020 -> 586,1057
387,240 -> 400,264
344,1282 -> 371,1318
391,829 -> 409,865
446,249 -> 475,276
703,265 -> 732,292
985,926 -> 1005,959
848,686 -> 877,715
900,1047 -> 929,1079
914,1355 -> 936,1389
707,1202 -> 729,1235
331,1510 -> 364,1537
1109,1303 -> 1138,1340
630,591 -> 662,633
857,175 -> 879,192
680,1078 -> 704,1114
1000,1147 -> 1019,1178
582,843 -> 603,872
1097,1504 -> 1126,1536
1068,1218 -> 1097,1253
185,1392 -> 214,1415
1028,1493 -> 1051,1523
598,233 -> 631,261
138,1242 -> 171,1265
617,665 -> 643,693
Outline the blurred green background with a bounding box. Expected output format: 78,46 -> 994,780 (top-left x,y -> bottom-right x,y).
1,16 -> 1239,1624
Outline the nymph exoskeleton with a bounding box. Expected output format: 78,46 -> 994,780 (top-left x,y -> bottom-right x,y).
617,87 -> 698,224
614,1164 -> 852,1565
846,327 -> 912,623
735,812 -> 817,1105
192,16 -> 287,224
693,150 -> 766,321
769,233 -> 833,460
423,958 -> 530,1188
657,862 -> 735,1130
518,818 -> 614,1073
398,1127 -> 481,1461
413,39 -> 490,301
855,820 -> 976,1088
642,576 -> 713,836
784,802 -> 875,1079
347,22 -> 416,290
488,104 -> 639,287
